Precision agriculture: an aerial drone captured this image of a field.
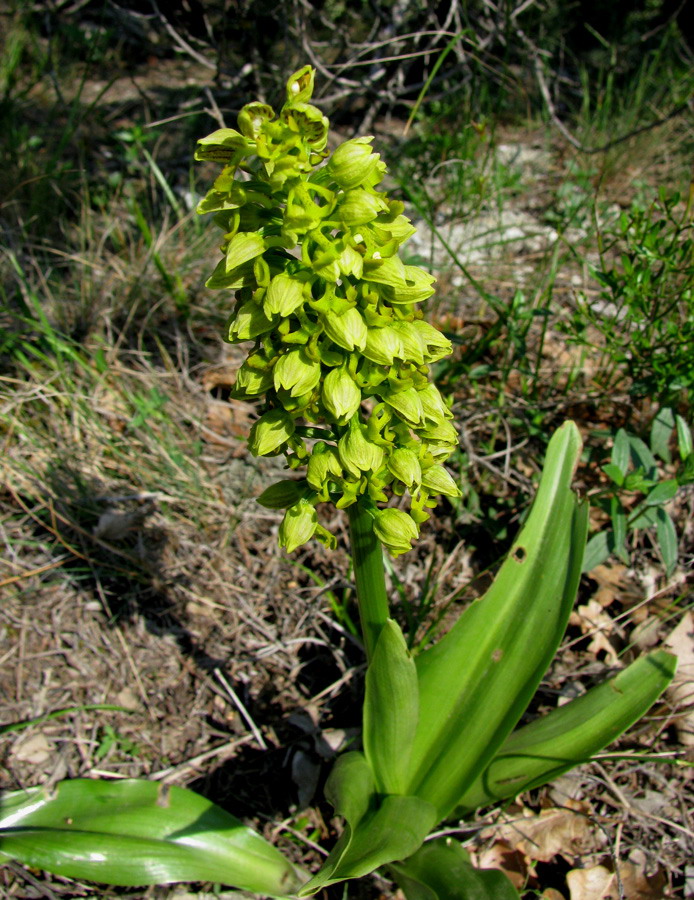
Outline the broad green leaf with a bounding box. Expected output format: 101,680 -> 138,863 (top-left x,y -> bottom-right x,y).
655,508 -> 678,576
455,650 -> 676,813
406,422 -> 588,819
363,619 -> 419,795
611,428 -> 630,475
629,506 -> 660,529
582,529 -> 615,572
390,838 -> 520,900
650,407 -> 675,464
610,496 -> 628,563
627,434 -> 657,476
601,462 -> 625,486
642,479 -> 679,507
0,779 -> 304,894
324,751 -> 375,826
299,754 -> 436,896
675,415 -> 693,460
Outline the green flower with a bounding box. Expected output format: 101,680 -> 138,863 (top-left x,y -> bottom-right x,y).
307,443 -> 343,492
228,301 -> 275,341
286,65 -> 315,104
323,367 -> 362,423
323,307 -> 368,352
248,409 -> 295,456
279,499 -> 318,552
264,272 -> 306,317
421,465 -> 461,498
339,417 -> 384,477
327,137 -> 385,189
257,479 -> 310,509
387,448 -> 422,490
196,66 -> 459,555
363,326 -> 404,366
273,348 -> 322,397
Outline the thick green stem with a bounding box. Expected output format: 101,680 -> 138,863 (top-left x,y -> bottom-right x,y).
347,500 -> 390,662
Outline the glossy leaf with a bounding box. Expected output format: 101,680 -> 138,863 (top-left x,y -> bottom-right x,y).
391,838 -> 520,900
0,779 -> 303,894
455,650 -> 676,812
363,619 -> 419,795
298,753 -> 436,896
405,422 -> 588,819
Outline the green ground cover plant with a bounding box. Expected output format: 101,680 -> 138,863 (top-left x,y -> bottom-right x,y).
0,66 -> 679,900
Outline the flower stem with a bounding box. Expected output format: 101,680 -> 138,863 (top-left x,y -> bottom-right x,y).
347,500 -> 389,662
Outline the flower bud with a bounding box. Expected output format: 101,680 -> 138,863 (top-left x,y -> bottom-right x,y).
327,137 -> 383,190
421,465 -> 461,498
264,272 -> 306,317
338,418 -> 384,477
279,499 -> 318,553
273,349 -> 322,397
323,367 -> 362,423
257,479 -> 309,509
323,307 -> 368,352
387,448 -> 422,489
248,409 -> 295,456
373,507 -> 419,557
336,189 -> 387,227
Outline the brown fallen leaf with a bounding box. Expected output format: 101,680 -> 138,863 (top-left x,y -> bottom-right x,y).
472,839 -> 528,890
589,563 -> 629,609
11,731 -> 53,764
93,501 -> 155,540
663,610 -> 694,746
486,804 -> 604,863
569,599 -> 620,664
567,861 -> 667,900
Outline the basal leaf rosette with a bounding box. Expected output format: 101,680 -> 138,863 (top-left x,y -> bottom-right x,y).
196,66 -> 460,556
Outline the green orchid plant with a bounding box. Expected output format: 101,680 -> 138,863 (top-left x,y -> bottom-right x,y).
0,67 -> 676,900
